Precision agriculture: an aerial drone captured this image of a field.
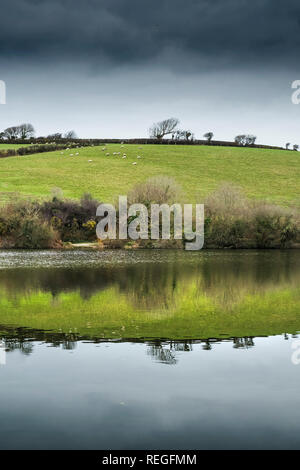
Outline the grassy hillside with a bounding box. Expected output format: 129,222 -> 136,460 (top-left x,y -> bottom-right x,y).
0,144 -> 298,206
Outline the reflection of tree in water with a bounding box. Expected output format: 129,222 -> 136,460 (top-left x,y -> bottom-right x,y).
0,263 -> 193,309
201,337 -> 255,351
146,337 -> 256,363
202,340 -> 212,351
233,337 -> 255,349
0,250 -> 300,313
3,338 -> 34,355
146,340 -> 193,365
0,326 -> 298,365
0,251 -> 299,312
284,333 -> 299,340
0,327 -> 80,356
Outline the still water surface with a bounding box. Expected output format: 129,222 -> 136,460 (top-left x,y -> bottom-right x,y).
0,250 -> 299,449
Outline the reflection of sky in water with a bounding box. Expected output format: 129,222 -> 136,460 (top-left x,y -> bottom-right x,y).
0,335 -> 300,450
0,250 -> 299,449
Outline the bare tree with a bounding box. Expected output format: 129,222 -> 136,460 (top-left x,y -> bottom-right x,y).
246,135 -> 257,145
64,130 -> 77,139
204,132 -> 214,143
174,130 -> 184,140
19,123 -> 35,139
184,130 -> 193,140
174,129 -> 194,140
2,126 -> 19,140
1,123 -> 34,140
235,135 -> 246,146
47,133 -> 63,140
286,143 -> 290,150
149,118 -> 179,140
235,134 -> 257,146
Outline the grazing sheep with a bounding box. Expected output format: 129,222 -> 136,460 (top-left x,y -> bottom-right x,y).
106,153 -> 110,156
122,155 -> 127,159
88,160 -> 93,162
132,162 -> 137,165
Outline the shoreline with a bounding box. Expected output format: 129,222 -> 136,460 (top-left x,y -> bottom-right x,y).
0,243 -> 299,251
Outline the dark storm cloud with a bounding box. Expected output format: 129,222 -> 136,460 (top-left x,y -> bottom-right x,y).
0,0 -> 300,68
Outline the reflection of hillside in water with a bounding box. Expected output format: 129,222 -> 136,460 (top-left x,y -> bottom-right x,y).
0,251 -> 299,310
1,324 -> 298,364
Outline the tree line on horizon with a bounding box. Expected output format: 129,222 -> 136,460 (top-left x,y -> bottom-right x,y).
0,119 -> 298,150
149,117 -> 299,150
0,124 -> 77,141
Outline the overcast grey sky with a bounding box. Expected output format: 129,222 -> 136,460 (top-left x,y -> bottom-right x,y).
0,0 -> 300,145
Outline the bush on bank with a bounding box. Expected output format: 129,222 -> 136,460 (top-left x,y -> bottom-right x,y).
126,180 -> 299,249
0,201 -> 59,249
0,193 -> 101,248
39,193 -> 100,242
0,182 -> 298,249
204,184 -> 299,248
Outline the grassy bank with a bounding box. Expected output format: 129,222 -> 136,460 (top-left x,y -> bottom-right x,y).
0,144 -> 299,206
0,182 -> 299,249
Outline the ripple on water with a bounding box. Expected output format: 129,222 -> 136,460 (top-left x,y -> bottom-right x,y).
0,248 -> 297,270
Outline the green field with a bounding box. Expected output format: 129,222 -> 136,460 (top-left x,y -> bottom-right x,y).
0,144 -> 299,206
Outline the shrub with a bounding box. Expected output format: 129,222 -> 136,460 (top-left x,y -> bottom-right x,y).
204,184 -> 299,248
252,204 -> 299,248
0,201 -> 59,248
17,143 -> 81,156
0,149 -> 17,158
39,193 -> 101,242
127,176 -> 182,208
15,216 -> 58,249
